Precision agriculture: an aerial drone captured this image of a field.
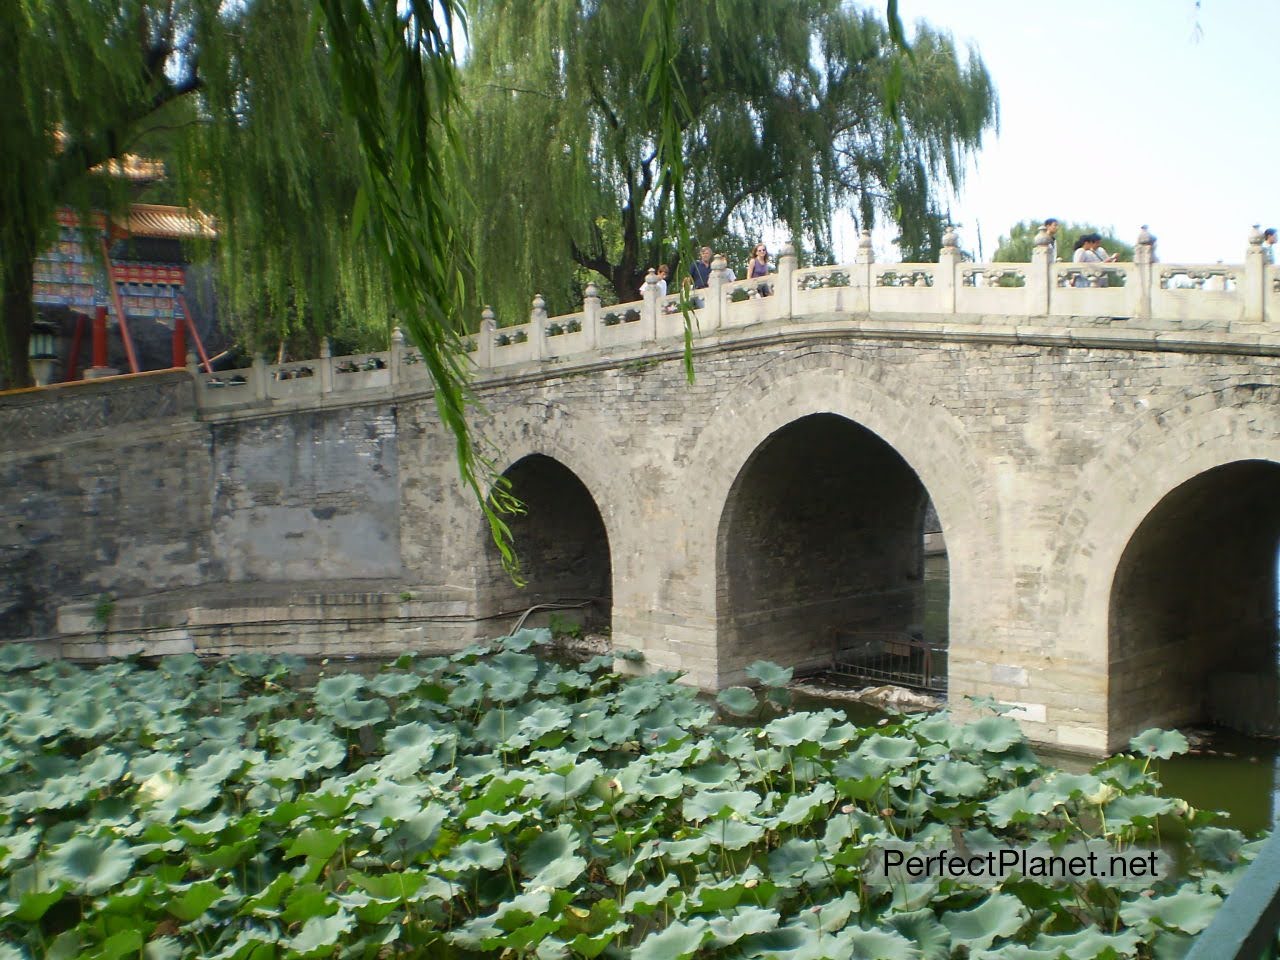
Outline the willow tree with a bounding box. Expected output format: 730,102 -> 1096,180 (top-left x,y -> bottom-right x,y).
462,0 -> 997,320
1,0 -> 439,382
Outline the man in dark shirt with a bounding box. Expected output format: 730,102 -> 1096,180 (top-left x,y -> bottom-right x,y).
689,246 -> 713,289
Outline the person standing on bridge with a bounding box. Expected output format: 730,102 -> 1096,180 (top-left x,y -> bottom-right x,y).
639,263 -> 670,299
1041,218 -> 1060,261
1263,228 -> 1277,264
690,246 -> 714,289
748,243 -> 772,296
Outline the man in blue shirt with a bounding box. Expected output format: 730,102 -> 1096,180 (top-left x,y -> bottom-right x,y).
689,246 -> 713,289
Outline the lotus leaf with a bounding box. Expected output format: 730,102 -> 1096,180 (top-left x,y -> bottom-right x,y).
622,875 -> 680,914
1096,756 -> 1151,790
0,644 -> 44,672
641,769 -> 687,798
961,716 -> 1023,754
3,864 -> 68,922
764,712 -> 831,747
1192,825 -> 1246,869
829,926 -> 921,960
1103,794 -> 1175,827
289,908 -> 355,957
314,674 -> 367,704
773,783 -> 836,827
1130,728 -> 1190,760
706,906 -> 781,946
768,838 -> 831,885
985,785 -> 1059,827
0,827 -> 39,869
885,909 -> 951,960
0,688 -> 49,716
924,759 -> 989,798
194,715 -> 245,743
860,734 -> 918,767
516,705 -> 573,744
745,660 -> 794,688
62,696 -> 116,739
1118,886 -> 1222,935
45,835 -> 137,895
717,686 -> 759,716
940,893 -> 1028,950
206,925 -> 280,960
367,672 -> 421,697
164,879 -> 224,921
7,712 -> 62,743
524,759 -> 602,806
731,926 -> 822,959
326,697 -> 390,729
631,918 -> 710,960
684,789 -> 761,822
145,773 -> 219,821
1010,926 -> 1142,960
142,937 -> 184,960
442,837 -> 508,874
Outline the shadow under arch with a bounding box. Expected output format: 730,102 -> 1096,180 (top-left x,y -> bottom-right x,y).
1109,459 -> 1280,741
477,454 -> 613,636
715,412 -> 947,684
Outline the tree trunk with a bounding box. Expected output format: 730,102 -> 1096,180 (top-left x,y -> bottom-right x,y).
1,250 -> 36,390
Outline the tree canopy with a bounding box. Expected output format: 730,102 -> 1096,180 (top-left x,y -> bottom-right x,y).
993,220 -> 1136,263
462,0 -> 998,321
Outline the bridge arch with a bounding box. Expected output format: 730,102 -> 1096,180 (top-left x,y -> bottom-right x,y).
680,343 -> 995,686
473,432 -> 617,639
1055,385 -> 1280,748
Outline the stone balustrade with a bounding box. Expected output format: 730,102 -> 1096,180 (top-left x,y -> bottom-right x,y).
193,227 -> 1280,414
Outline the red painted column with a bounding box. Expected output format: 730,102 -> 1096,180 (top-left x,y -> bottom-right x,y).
171,313 -> 186,368
91,305 -> 109,369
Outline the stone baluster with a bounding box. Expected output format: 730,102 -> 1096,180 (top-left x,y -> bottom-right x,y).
852,229 -> 873,312
390,326 -> 404,385
937,225 -> 960,313
641,269 -> 660,342
530,294 -> 547,359
582,284 -> 600,351
707,255 -> 726,330
319,338 -> 334,394
252,353 -> 268,403
1132,225 -> 1155,319
1029,227 -> 1052,317
1245,225 -> 1266,324
478,306 -> 496,368
778,244 -> 796,318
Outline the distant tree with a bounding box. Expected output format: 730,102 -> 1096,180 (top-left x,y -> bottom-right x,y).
994,220 -> 1135,263
462,0 -> 998,320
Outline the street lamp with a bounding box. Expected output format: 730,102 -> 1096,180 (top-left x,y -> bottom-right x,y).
28,318 -> 60,387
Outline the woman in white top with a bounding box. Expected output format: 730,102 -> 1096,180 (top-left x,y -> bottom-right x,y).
640,264 -> 670,299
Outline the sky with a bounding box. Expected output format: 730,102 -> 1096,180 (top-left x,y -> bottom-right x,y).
834,1 -> 1280,264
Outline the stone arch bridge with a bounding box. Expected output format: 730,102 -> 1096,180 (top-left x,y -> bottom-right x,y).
4,232 -> 1280,754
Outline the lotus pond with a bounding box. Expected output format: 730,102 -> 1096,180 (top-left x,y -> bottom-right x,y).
0,633 -> 1262,959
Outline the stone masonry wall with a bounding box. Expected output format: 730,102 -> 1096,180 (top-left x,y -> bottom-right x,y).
0,373 -> 213,635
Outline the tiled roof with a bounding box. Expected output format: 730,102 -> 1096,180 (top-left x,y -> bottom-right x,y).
114,204 -> 217,240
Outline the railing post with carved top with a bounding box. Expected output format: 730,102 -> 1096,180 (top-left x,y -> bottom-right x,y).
778,244 -> 796,318
1132,226 -> 1154,319
708,256 -> 726,330
252,353 -> 268,403
531,294 -> 547,359
1246,226 -> 1267,324
478,306 -> 496,368
319,338 -> 334,394
937,226 -> 960,314
390,327 -> 404,385
641,269 -> 660,342
1030,228 -> 1052,316
583,284 -> 600,351
853,230 -> 873,312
